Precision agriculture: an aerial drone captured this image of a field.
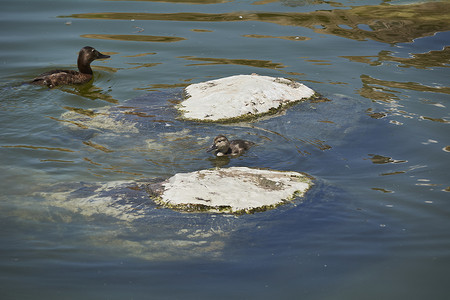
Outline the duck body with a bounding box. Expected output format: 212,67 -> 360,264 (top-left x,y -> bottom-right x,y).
207,135 -> 255,157
31,46 -> 109,88
31,69 -> 92,88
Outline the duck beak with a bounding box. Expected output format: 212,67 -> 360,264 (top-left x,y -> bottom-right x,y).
97,52 -> 110,59
206,144 -> 217,153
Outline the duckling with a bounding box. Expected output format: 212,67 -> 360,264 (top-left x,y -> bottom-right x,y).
31,46 -> 110,88
207,135 -> 255,157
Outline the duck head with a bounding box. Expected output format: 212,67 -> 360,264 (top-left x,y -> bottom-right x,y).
77,46 -> 110,74
207,135 -> 230,156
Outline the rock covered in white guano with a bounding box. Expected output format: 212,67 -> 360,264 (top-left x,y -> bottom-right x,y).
179,74 -> 315,122
153,167 -> 313,213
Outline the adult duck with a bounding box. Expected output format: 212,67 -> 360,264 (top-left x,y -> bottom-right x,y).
31,46 -> 110,88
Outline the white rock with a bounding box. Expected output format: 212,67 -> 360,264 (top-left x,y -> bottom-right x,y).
180,74 -> 315,122
156,167 -> 313,213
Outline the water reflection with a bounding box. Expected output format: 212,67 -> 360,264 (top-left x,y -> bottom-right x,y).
367,154 -> 406,164
295,137 -> 332,152
140,82 -> 190,90
304,59 -> 332,66
420,116 -> 450,124
122,52 -> 156,57
358,72 -> 450,120
191,29 -> 213,33
342,46 -> 450,69
60,81 -> 119,103
106,0 -> 343,5
126,62 -> 162,70
242,34 -> 310,41
83,141 -> 114,153
81,34 -> 186,43
1,145 -> 75,153
179,56 -> 286,69
371,187 -> 393,193
360,75 -> 450,98
366,108 -> 386,119
274,0 -> 345,7
63,2 -> 450,44
105,0 -> 232,4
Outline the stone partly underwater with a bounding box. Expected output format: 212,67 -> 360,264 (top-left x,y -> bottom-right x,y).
36,167 -> 313,260
150,167 -> 313,214
39,167 -> 312,218
180,74 -> 316,122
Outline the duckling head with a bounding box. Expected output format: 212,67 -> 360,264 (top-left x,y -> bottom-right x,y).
206,135 -> 230,156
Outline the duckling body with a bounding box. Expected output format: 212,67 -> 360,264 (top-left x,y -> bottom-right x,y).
207,135 -> 255,157
31,46 -> 110,88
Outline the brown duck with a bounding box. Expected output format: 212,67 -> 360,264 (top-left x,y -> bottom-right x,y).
207,135 -> 255,157
31,46 -> 110,88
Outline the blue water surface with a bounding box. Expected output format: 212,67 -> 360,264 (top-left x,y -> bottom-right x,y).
0,0 -> 449,299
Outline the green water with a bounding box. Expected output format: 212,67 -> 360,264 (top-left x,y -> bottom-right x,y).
1,0 -> 449,299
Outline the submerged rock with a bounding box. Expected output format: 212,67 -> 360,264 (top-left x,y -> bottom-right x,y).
36,179 -> 233,260
150,167 -> 313,214
39,180 -> 154,222
39,167 -> 312,218
179,74 -> 316,122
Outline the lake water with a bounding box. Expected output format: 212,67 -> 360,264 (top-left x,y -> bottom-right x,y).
1,0 -> 449,299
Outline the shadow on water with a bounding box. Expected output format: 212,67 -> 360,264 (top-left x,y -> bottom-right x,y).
59,81 -> 119,104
